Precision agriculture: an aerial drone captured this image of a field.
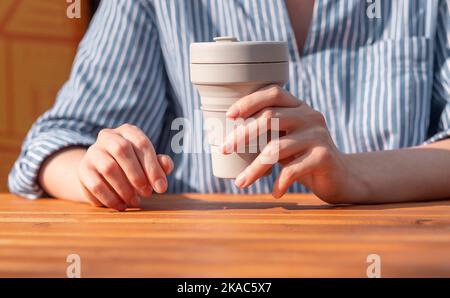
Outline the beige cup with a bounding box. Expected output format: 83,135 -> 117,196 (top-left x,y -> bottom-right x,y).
190,36 -> 289,178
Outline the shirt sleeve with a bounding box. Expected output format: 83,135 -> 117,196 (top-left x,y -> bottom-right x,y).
425,0 -> 450,144
8,0 -> 168,199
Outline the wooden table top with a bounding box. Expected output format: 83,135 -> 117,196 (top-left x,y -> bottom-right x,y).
0,193 -> 449,277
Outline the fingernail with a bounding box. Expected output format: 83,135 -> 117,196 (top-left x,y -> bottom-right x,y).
131,196 -> 141,207
167,160 -> 174,174
116,203 -> 127,212
140,185 -> 152,197
226,105 -> 240,118
272,190 -> 282,199
235,171 -> 247,188
154,178 -> 167,193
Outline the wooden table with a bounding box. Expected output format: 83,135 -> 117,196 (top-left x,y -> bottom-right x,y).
0,193 -> 449,277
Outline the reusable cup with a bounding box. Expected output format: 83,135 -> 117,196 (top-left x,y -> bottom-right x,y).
190,36 -> 289,178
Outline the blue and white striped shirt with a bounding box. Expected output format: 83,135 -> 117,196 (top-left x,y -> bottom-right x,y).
9,0 -> 450,198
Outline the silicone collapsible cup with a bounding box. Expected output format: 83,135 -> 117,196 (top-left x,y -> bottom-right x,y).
200,107 -> 229,146
190,36 -> 289,178
210,145 -> 259,178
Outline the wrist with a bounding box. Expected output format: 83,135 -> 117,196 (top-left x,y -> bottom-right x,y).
338,153 -> 373,204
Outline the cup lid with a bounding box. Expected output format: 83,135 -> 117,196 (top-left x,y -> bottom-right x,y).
190,36 -> 288,64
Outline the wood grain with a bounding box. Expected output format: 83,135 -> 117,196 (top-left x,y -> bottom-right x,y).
0,193 -> 449,277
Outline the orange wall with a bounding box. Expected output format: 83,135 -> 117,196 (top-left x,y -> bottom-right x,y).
0,0 -> 89,192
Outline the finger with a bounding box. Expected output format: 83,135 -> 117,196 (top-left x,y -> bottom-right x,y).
234,153 -> 274,189
80,184 -> 103,207
272,150 -> 318,198
279,156 -> 296,167
98,130 -> 152,198
234,131 -> 315,189
117,124 -> 168,194
79,165 -> 127,211
90,148 -> 140,208
221,107 -> 308,154
226,85 -> 301,119
261,130 -> 315,161
157,154 -> 174,175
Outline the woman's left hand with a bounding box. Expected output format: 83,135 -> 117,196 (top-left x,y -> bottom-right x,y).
221,85 -> 362,203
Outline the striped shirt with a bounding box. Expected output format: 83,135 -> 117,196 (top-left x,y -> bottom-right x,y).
9,0 -> 450,198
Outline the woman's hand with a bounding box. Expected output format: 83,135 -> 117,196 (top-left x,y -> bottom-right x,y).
78,124 -> 173,211
221,85 -> 364,203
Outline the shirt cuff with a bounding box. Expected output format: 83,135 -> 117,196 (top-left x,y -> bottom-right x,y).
8,129 -> 96,199
423,128 -> 450,145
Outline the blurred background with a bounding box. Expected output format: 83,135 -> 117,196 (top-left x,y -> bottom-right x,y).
0,0 -> 99,192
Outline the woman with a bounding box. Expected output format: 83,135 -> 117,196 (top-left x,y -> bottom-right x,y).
9,0 -> 450,211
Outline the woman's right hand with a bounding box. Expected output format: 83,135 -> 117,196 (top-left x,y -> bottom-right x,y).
78,124 -> 173,211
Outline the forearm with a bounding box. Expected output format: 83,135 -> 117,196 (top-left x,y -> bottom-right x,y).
344,139 -> 450,204
38,147 -> 87,203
